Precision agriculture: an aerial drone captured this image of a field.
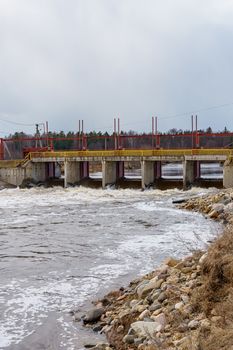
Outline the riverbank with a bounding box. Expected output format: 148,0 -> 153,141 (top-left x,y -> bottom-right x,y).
81,188 -> 233,350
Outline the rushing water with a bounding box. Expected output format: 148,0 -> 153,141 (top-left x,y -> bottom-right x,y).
0,185 -> 221,350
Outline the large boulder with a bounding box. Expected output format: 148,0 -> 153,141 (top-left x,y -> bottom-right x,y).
130,318 -> 165,338
83,307 -> 104,324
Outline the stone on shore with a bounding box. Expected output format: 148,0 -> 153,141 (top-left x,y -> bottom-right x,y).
83,307 -> 104,324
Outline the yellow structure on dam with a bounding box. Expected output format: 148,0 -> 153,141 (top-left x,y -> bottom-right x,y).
0,148 -> 233,189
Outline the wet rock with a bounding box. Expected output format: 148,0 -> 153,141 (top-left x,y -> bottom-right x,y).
84,307 -> 104,324
93,325 -> 103,332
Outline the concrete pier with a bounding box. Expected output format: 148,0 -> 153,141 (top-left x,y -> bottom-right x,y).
141,160 -> 154,189
64,161 -> 90,187
102,161 -> 125,188
183,160 -> 200,189
64,161 -> 81,187
223,157 -> 233,188
141,161 -> 162,189
31,163 -> 47,183
102,161 -> 117,188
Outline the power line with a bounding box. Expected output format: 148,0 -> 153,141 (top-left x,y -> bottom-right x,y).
159,102 -> 233,120
0,115 -> 37,126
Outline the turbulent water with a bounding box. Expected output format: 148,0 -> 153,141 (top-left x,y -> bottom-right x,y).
0,186 -> 221,349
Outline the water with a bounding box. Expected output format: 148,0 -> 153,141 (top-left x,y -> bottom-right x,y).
90,162 -> 223,180
0,186 -> 221,349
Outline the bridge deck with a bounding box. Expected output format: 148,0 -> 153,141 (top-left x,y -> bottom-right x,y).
0,148 -> 232,167
28,148 -> 233,160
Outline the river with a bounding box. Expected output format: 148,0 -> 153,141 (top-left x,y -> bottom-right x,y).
0,182 -> 221,349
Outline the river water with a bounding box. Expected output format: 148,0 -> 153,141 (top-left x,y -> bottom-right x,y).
0,184 -> 221,349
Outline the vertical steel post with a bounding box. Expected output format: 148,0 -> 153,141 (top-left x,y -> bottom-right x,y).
114,118 -> 117,150
46,121 -> 49,148
191,115 -> 194,149
0,138 -> 3,160
152,116 -> 155,149
78,120 -> 81,149
118,117 -> 120,149
155,116 -> 159,148
81,119 -> 84,150
195,115 -> 199,148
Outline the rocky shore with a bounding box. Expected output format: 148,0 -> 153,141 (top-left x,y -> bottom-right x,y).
79,188 -> 233,350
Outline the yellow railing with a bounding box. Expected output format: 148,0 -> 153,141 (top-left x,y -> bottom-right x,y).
0,160 -> 23,168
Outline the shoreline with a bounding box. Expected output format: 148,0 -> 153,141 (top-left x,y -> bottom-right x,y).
80,187 -> 233,350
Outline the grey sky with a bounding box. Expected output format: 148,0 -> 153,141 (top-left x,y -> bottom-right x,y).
0,0 -> 233,135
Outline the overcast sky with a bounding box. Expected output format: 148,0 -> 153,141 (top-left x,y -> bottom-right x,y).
0,0 -> 233,135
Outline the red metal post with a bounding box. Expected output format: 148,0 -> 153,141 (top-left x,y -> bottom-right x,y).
155,116 -> 160,148
78,120 -> 81,149
46,121 -> 49,148
191,115 -> 194,148
195,115 -> 199,148
114,118 -> 117,150
152,116 -> 155,149
118,117 -> 121,149
0,138 -> 4,160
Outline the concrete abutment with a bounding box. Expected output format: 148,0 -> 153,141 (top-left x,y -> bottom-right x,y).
223,157 -> 233,188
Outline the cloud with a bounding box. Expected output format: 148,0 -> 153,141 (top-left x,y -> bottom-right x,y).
0,0 -> 233,135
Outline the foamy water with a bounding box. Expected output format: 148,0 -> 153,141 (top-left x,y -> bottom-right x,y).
0,186 -> 221,349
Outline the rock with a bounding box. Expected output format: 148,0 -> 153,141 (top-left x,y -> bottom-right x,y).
93,325 -> 103,332
139,309 -> 151,320
94,343 -> 112,350
211,316 -> 223,323
132,304 -> 147,313
137,277 -> 164,298
149,303 -> 162,312
212,203 -> 224,213
208,210 -> 219,219
188,320 -> 199,329
181,295 -> 189,304
134,337 -> 145,346
118,308 -> 132,320
123,334 -> 135,344
130,299 -> 139,308
181,267 -> 192,274
83,307 -> 104,324
199,253 -> 208,265
164,257 -> 180,267
200,318 -> 211,330
151,309 -> 162,317
173,336 -> 192,349
136,280 -> 150,297
157,292 -> 167,303
152,313 -> 166,330
116,325 -> 124,333
84,344 -> 97,349
175,302 -> 184,310
151,290 -> 161,302
130,321 -> 162,338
